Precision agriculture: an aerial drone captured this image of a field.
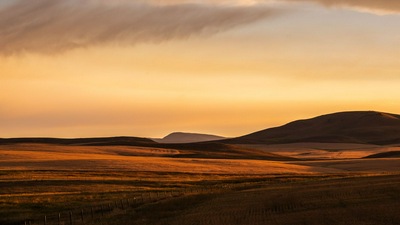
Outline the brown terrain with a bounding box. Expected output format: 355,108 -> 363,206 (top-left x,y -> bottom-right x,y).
1,111 -> 399,225
153,132 -> 226,143
223,111 -> 400,145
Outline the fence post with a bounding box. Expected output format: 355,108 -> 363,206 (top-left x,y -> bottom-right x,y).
91,207 -> 94,220
44,215 -> 47,225
69,211 -> 73,225
81,209 -> 84,223
58,213 -> 61,225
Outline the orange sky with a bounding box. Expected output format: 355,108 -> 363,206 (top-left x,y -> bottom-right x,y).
1,0 -> 399,138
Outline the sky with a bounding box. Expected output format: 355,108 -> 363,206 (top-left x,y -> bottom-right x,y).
1,0 -> 399,138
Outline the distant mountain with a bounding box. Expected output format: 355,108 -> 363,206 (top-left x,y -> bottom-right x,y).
222,111 -> 400,145
0,136 -> 156,146
154,132 -> 226,143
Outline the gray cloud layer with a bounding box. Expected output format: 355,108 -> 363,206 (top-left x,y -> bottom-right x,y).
144,0 -> 400,13
286,0 -> 400,14
0,0 -> 278,54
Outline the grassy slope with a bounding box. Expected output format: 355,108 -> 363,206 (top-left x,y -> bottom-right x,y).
239,143 -> 400,159
1,143 -> 400,225
0,140 -> 296,160
364,151 -> 400,158
223,111 -> 400,145
98,175 -> 400,225
0,144 -> 314,173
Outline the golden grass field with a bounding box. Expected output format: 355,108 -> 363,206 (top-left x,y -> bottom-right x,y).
1,143 -> 399,225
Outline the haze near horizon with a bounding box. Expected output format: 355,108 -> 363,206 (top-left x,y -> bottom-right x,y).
1,0 -> 399,138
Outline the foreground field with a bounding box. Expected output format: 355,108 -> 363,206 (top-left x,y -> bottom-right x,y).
121,174 -> 400,225
1,143 -> 399,225
2,172 -> 399,225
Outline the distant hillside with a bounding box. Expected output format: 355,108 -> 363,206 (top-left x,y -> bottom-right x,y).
364,151 -> 400,159
0,136 -> 292,161
154,132 -> 226,143
0,136 -> 156,146
222,111 -> 400,145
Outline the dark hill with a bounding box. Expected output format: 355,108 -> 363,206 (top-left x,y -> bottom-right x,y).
364,151 -> 400,158
0,136 -> 156,146
222,111 -> 400,145
154,132 -> 226,143
0,136 -> 293,161
156,142 -> 296,160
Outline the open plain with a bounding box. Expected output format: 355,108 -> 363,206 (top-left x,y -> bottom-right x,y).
1,140 -> 399,225
2,111 -> 400,225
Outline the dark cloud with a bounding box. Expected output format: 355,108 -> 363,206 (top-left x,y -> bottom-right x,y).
0,0 -> 279,54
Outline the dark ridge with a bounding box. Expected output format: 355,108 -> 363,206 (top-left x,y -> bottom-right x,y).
2,111 -> 400,159
221,111 -> 400,145
364,151 -> 400,159
155,132 -> 226,143
0,136 -> 156,146
153,142 -> 297,161
0,137 -> 295,161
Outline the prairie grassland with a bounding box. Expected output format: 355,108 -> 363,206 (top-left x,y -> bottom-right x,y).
1,143 -> 399,225
105,174 -> 400,225
0,170 -> 351,225
297,158 -> 400,172
241,143 -> 400,159
0,144 -> 340,173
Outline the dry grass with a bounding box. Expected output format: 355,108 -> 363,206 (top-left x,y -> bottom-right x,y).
296,158 -> 400,172
0,144 -> 338,174
1,143 -> 399,225
1,170 -> 347,225
241,143 -> 400,159
97,174 -> 400,225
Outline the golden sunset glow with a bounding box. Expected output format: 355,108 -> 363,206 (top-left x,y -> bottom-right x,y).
1,0 -> 399,138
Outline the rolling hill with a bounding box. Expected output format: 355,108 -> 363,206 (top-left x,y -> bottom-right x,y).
0,136 -> 292,160
222,111 -> 400,145
2,111 -> 400,160
154,132 -> 226,143
0,136 -> 156,146
364,151 -> 400,158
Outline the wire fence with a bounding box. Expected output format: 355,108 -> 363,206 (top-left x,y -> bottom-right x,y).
21,187 -> 224,225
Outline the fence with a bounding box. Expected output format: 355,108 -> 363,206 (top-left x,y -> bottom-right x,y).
21,187 -> 224,225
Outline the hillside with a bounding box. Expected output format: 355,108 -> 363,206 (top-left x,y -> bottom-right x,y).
364,151 -> 400,158
0,137 -> 292,161
0,136 -> 156,146
223,111 -> 400,145
2,111 -> 400,158
154,132 -> 226,143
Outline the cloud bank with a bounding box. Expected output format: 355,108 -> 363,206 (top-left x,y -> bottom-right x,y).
146,0 -> 400,14
0,0 -> 278,54
286,0 -> 400,14
1,0 -> 396,54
